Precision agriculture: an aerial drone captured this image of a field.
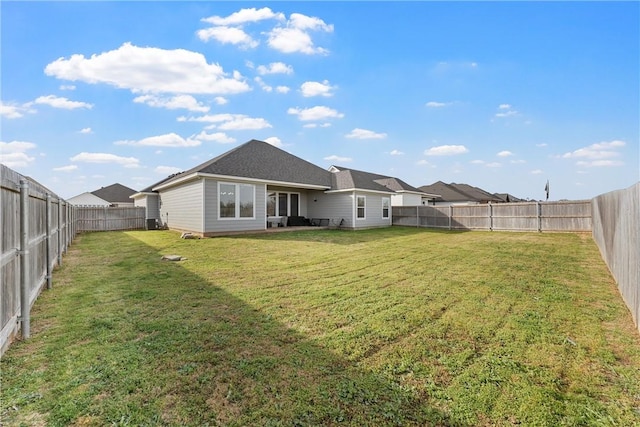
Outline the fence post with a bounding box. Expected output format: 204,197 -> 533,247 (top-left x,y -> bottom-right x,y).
448,205 -> 452,230
416,206 -> 419,228
19,179 -> 30,339
46,193 -> 52,289
489,203 -> 493,231
57,199 -> 63,266
537,201 -> 542,232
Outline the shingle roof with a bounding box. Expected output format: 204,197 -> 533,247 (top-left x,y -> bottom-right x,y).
158,140 -> 332,189
419,181 -> 503,203
91,183 -> 137,203
330,166 -> 427,194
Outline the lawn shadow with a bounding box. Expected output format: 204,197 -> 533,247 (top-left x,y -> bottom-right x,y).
9,231 -> 467,426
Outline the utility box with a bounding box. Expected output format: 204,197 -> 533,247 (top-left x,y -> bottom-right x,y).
146,219 -> 158,230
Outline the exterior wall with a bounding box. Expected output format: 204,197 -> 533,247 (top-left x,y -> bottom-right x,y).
203,179 -> 266,235
158,179 -> 204,233
391,193 -> 422,206
353,192 -> 393,229
134,194 -> 160,220
307,191 -> 353,228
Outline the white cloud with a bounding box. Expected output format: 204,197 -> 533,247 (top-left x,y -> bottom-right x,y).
115,133 -> 200,148
79,127 -> 93,134
53,165 -> 78,172
576,160 -> 624,167
257,62 -> 293,75
180,113 -> 272,130
300,80 -> 336,97
70,152 -> 140,168
497,150 -> 514,157
133,94 -> 209,112
60,85 -> 76,90
0,103 -> 29,119
219,116 -> 272,130
193,131 -> 236,144
0,141 -> 37,168
416,159 -> 431,166
425,101 -> 452,108
485,162 -> 502,168
324,154 -> 352,163
45,42 -> 250,95
197,26 -> 258,49
276,86 -> 290,94
345,128 -> 387,140
390,149 -> 404,156
264,137 -> 283,148
287,106 -> 344,121
470,159 -> 484,164
561,140 -> 625,160
267,13 -> 333,55
202,7 -> 284,26
254,76 -> 273,92
424,144 -> 469,156
214,96 -> 228,105
495,104 -> 518,118
531,169 -> 544,175
155,165 -> 182,175
536,143 -> 548,147
34,95 -> 92,110
510,159 -> 526,164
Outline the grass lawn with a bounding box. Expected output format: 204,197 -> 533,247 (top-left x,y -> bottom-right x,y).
1,227 -> 639,426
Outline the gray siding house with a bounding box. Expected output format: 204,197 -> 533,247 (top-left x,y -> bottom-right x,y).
131,139 -> 429,236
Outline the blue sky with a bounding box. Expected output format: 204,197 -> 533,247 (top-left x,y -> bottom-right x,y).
1,1 -> 638,201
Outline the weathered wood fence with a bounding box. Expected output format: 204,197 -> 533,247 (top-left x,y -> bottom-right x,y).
393,200 -> 592,232
591,183 -> 640,333
1,164 -> 76,356
75,206 -> 145,232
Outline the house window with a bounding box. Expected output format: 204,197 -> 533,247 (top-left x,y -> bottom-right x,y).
219,182 -> 255,219
382,197 -> 390,219
357,195 -> 366,219
267,192 -> 276,216
267,191 -> 300,216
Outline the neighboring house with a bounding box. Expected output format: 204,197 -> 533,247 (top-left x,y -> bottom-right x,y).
69,183 -> 137,207
419,181 -> 504,205
493,193 -> 524,203
328,166 -> 438,206
131,139 -> 427,236
68,192 -> 111,207
91,183 -> 137,207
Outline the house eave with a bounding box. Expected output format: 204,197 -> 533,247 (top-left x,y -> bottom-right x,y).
130,191 -> 157,199
325,188 -> 395,195
153,172 -> 331,192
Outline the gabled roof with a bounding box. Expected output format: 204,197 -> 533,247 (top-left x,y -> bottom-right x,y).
419,181 -> 503,203
156,140 -> 332,190
68,192 -> 111,206
329,166 -> 434,195
91,183 -> 137,203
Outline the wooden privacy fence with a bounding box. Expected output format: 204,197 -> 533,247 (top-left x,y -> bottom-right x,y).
75,206 -> 145,232
1,164 -> 76,356
591,183 -> 640,333
393,200 -> 592,232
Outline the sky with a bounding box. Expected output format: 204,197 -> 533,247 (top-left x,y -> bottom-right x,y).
1,1 -> 638,201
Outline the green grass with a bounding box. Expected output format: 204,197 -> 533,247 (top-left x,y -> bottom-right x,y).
2,227 -> 639,426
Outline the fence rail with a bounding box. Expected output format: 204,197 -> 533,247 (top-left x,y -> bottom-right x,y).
392,200 -> 592,232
